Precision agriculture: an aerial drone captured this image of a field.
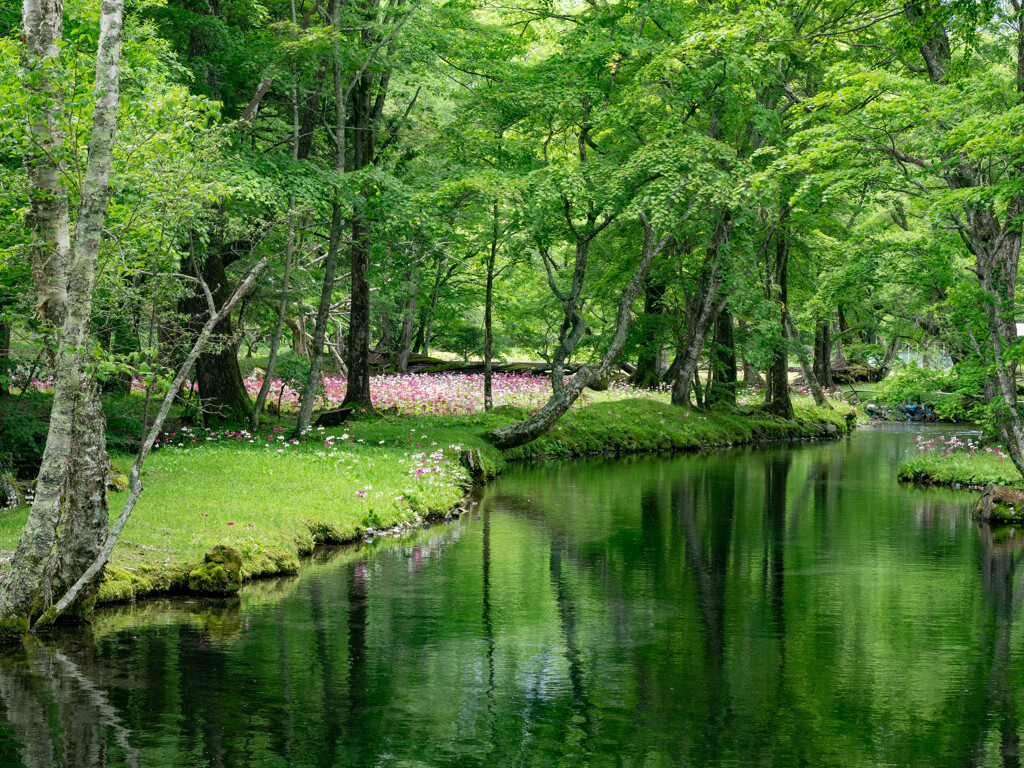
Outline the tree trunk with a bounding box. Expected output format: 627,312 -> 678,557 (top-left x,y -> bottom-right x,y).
338,31 -> 382,415
340,208 -> 374,411
972,211 -> 1024,476
834,307 -> 850,366
0,321 -> 9,397
484,202 -> 498,411
705,309 -> 736,407
295,65 -> 326,161
692,366 -> 705,408
43,387 -> 109,616
37,257 -> 269,628
294,200 -> 343,434
671,217 -> 731,407
766,230 -> 794,419
412,306 -> 426,355
252,199 -> 294,430
182,248 -> 252,424
296,0 -> 356,432
0,0 -> 124,636
396,271 -> 416,374
784,310 -> 828,408
288,314 -> 310,356
814,322 -> 833,388
628,275 -> 666,389
22,0 -> 70,328
421,257 -> 446,358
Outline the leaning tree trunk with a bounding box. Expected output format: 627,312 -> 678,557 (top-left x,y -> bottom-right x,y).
784,310 -> 828,408
488,217 -> 672,449
294,199 -> 342,434
0,0 -> 123,637
180,247 -> 253,424
36,257 -> 269,629
671,217 -> 731,407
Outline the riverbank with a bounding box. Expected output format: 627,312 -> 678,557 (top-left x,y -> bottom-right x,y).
897,433 -> 1021,489
0,398 -> 855,604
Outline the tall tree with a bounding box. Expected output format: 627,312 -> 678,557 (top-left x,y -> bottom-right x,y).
0,0 -> 125,635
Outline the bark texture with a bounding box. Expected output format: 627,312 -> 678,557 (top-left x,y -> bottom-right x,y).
705,309 -> 736,408
765,231 -> 794,419
0,0 -> 124,635
670,216 -> 731,407
182,247 -> 252,424
22,0 -> 70,327
627,276 -> 666,389
44,388 -> 109,616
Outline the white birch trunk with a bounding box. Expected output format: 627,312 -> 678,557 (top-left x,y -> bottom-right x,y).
0,0 -> 124,636
22,0 -> 70,325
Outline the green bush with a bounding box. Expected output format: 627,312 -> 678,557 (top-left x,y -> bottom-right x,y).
0,392 -> 144,478
0,395 -> 50,478
877,361 -> 985,423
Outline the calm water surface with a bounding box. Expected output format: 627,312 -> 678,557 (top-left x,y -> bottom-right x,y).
2,426 -> 1020,768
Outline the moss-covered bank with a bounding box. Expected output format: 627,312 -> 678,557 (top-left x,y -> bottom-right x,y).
898,452 -> 1021,489
0,398 -> 855,605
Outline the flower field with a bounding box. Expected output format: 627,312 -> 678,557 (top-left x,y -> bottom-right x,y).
244,372 -> 670,416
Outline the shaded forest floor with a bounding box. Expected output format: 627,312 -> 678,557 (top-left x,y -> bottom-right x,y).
0,390 -> 855,604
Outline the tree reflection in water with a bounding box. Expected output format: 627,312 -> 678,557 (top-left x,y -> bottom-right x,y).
0,430 -> 1021,768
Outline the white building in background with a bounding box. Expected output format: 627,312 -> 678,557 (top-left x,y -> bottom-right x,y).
1017,323 -> 1024,337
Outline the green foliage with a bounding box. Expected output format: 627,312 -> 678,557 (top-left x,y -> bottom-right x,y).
0,392 -> 144,479
273,353 -> 310,392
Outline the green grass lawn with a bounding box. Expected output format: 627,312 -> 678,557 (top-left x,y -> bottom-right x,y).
0,397 -> 854,603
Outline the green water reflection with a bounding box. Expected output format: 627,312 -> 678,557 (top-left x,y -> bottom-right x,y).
1,426 -> 1021,767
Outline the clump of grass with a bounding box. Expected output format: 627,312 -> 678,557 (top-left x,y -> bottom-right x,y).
897,434 -> 1021,487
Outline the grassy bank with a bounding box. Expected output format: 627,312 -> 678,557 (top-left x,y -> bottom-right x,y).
0,397 -> 854,603
897,453 -> 1022,488
897,434 -> 1021,489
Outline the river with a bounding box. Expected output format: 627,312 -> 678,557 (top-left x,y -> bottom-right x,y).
1,425 -> 1019,767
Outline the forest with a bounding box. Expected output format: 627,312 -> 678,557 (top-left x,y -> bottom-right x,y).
0,0 -> 1023,637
